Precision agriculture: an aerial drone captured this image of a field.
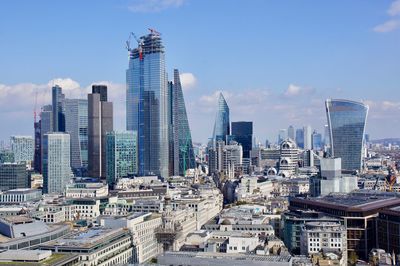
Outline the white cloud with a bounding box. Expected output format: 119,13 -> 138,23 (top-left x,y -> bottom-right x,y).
284,84 -> 301,97
373,19 -> 400,33
388,0 -> 400,16
179,72 -> 197,90
128,0 -> 185,13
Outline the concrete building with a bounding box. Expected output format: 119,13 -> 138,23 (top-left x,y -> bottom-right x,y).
0,188 -> 41,203
235,175 -> 273,201
278,139 -> 299,178
88,85 -> 113,179
289,191 -> 400,259
42,133 -> 71,194
0,163 -> 29,191
300,221 -> 347,263
99,212 -> 162,263
65,182 -> 108,198
303,126 -> 312,150
40,228 -> 133,265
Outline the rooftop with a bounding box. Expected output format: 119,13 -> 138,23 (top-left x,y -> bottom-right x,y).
160,251 -> 292,262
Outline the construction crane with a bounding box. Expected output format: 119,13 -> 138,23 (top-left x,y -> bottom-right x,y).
126,32 -> 144,60
148,28 -> 161,36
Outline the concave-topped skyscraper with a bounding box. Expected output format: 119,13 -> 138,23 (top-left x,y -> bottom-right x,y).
325,99 -> 368,171
212,93 -> 230,144
126,30 -> 169,178
171,69 -> 195,176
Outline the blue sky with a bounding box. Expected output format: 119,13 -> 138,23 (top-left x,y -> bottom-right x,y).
0,0 -> 399,143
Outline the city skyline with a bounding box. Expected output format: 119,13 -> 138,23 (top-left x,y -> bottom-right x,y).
0,0 -> 399,143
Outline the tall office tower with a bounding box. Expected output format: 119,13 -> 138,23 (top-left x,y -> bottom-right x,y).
10,136 -> 34,165
325,99 -> 368,171
288,125 -> 295,141
212,93 -> 230,144
34,120 -> 41,172
42,133 -> 72,194
106,131 -> 137,187
303,125 -> 312,150
88,85 -> 113,179
171,69 -> 195,176
52,85 -> 65,132
278,129 -> 287,144
65,99 -> 88,175
126,30 -> 169,178
295,128 -> 304,148
40,105 -> 53,173
323,124 -> 330,146
231,121 -> 253,158
312,131 -> 323,150
0,163 -> 29,191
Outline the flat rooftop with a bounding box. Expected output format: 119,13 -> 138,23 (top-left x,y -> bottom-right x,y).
160,251 -> 292,262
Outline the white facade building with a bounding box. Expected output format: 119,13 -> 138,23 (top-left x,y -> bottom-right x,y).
10,136 -> 34,165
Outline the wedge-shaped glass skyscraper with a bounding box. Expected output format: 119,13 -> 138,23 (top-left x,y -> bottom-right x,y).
213,93 -> 230,144
171,69 -> 195,176
126,30 -> 169,178
325,99 -> 368,171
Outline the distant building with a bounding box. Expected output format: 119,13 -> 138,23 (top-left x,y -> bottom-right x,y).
106,131 -> 137,187
10,136 -> 34,165
51,85 -> 65,132
40,105 -> 53,173
0,163 -> 29,191
209,141 -> 243,178
303,126 -> 312,150
213,93 -> 230,144
325,99 -> 368,171
278,129 -> 287,144
288,125 -> 295,141
312,131 -> 322,150
295,128 -> 304,149
231,121 -> 253,158
65,99 -> 88,175
0,188 -> 42,203
88,85 -> 113,179
42,133 -> 71,194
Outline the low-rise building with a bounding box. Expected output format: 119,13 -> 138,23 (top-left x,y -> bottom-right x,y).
65,182 -> 108,198
0,188 -> 42,204
39,228 -> 133,265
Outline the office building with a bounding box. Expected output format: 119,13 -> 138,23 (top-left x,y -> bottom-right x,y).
106,131 -> 137,187
278,139 -> 299,178
170,69 -> 196,176
213,93 -> 230,144
0,149 -> 14,163
126,30 -> 169,178
65,99 -> 88,174
325,99 -> 368,171
51,85 -> 65,132
231,121 -> 253,158
290,191 -> 400,259
0,163 -> 29,191
34,119 -> 41,172
323,124 -> 330,146
278,129 -> 287,144
10,135 -> 34,164
88,85 -> 113,178
303,125 -> 312,150
312,131 -> 322,150
42,133 -> 71,194
295,128 -> 304,149
288,125 -> 295,141
378,206 -> 400,254
39,105 -> 53,172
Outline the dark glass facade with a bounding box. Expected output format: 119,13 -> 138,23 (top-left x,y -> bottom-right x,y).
325,99 -> 368,171
231,121 -> 253,158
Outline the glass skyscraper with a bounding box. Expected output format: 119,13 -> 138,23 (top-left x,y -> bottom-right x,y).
212,93 -> 230,144
65,99 -> 88,175
106,131 -> 137,187
52,85 -> 65,132
126,30 -> 169,178
325,99 -> 368,171
231,121 -> 253,158
171,69 -> 195,176
42,133 -> 71,194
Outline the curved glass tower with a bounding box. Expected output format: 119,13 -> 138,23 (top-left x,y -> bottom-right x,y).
126,31 -> 169,178
212,93 -> 230,143
325,99 -> 368,171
